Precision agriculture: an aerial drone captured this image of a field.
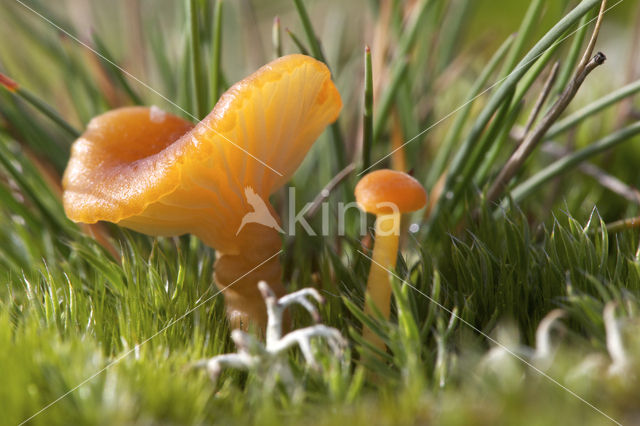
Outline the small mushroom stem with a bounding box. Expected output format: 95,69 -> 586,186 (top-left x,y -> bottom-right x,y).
363,212 -> 401,349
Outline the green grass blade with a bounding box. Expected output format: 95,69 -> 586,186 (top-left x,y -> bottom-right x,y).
0,98 -> 69,171
448,89 -> 515,210
435,0 -> 472,73
499,0 -> 544,77
329,123 -> 347,175
372,0 -> 432,144
178,32 -> 193,119
91,32 -> 144,105
546,78 -> 640,139
0,73 -> 80,138
272,17 -> 282,59
362,46 -> 373,172
511,41 -> 561,108
59,36 -> 109,121
426,34 -> 514,187
286,29 -> 310,55
291,0 -> 347,173
507,121 -> 640,206
0,134 -> 75,235
292,0 -> 326,62
187,0 -> 207,119
148,25 -> 177,99
372,58 -> 408,146
554,13 -> 591,94
475,101 -> 524,186
210,0 -> 223,105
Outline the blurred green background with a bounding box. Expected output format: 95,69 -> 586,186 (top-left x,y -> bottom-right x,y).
1,1 -> 640,425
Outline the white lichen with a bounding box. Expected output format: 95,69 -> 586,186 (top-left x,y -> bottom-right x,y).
603,301 -> 629,376
533,309 -> 565,366
481,303 -> 635,386
194,281 -> 347,386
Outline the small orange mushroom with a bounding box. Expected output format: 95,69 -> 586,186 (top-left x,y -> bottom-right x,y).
63,54 -> 342,331
355,169 -> 427,349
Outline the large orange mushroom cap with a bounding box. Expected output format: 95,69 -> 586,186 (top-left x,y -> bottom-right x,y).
355,169 -> 427,215
63,54 -> 342,254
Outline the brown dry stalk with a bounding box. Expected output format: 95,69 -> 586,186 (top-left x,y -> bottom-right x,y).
486,52 -> 606,203
577,0 -> 607,74
521,62 -> 560,138
305,163 -> 357,219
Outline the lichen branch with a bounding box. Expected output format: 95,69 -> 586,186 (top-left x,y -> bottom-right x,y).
195,282 -> 347,385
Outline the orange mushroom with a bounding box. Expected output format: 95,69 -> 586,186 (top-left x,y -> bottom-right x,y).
355,169 -> 427,349
63,54 -> 342,331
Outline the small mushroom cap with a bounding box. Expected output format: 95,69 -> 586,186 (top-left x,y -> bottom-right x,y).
354,169 -> 427,215
63,54 -> 342,253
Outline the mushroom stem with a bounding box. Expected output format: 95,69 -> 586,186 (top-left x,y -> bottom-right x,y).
363,212 -> 401,349
214,223 -> 286,332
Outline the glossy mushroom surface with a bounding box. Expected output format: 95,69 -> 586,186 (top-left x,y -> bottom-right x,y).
355,169 -> 427,215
